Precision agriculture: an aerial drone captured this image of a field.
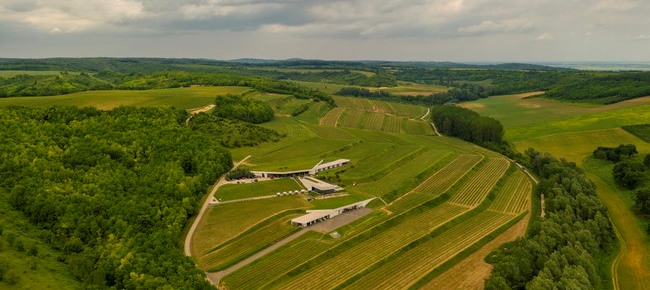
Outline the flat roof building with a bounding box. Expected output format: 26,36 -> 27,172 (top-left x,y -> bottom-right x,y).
251,159 -> 350,179
291,198 -> 375,228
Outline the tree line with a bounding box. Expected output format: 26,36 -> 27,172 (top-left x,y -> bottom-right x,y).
336,83 -> 487,106
485,149 -> 615,289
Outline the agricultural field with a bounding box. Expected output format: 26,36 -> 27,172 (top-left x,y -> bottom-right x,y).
463,91 -> 650,290
371,81 -> 448,96
215,178 -> 305,201
192,108 -> 532,290
323,96 -> 430,135
0,86 -> 252,109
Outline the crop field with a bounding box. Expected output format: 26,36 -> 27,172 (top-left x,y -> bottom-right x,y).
346,211 -> 516,290
214,178 -> 304,201
323,96 -> 429,134
363,112 -> 385,131
403,118 -> 433,135
338,109 -> 366,128
489,170 -> 532,214
513,128 -> 650,164
448,159 -> 510,207
372,81 -> 448,96
462,92 -> 650,289
369,99 -> 395,114
0,86 -> 252,109
200,213 -> 301,271
350,150 -> 453,198
275,204 -> 469,290
381,115 -> 402,133
340,145 -> 420,180
180,85 -> 534,290
221,232 -> 336,289
240,137 -> 355,171
319,107 -> 345,126
190,196 -> 309,259
461,92 -> 650,129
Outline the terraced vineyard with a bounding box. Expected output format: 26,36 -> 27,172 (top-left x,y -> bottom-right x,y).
351,150 -> 453,199
322,96 -> 431,135
200,214 -> 300,271
389,154 -> 483,212
448,159 -> 510,207
320,107 -> 345,126
187,90 -> 533,290
346,211 -> 517,290
489,170 -> 532,214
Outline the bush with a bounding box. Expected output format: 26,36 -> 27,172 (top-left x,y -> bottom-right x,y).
613,161 -> 646,189
226,168 -> 255,180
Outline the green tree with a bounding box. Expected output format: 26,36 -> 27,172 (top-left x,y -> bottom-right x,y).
635,188 -> 650,214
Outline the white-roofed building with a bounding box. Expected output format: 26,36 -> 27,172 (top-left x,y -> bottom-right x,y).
291,198 -> 375,227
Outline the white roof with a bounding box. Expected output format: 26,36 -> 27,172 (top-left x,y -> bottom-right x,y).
313,159 -> 350,171
291,198 -> 375,225
291,211 -> 331,224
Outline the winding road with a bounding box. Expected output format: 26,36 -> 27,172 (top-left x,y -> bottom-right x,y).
184,155 -> 251,258
421,107 -> 441,136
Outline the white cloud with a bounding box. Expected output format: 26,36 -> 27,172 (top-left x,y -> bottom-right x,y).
0,0 -> 145,33
592,0 -> 638,12
458,19 -> 534,34
632,34 -> 650,40
537,33 -> 553,40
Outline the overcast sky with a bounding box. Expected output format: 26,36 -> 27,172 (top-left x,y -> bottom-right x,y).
0,0 -> 649,62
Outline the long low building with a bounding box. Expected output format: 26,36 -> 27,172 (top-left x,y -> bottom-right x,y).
291,198 -> 375,228
251,159 -> 350,178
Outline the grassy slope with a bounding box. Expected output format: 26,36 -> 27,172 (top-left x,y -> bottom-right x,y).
0,86 -> 252,110
463,92 -> 650,289
215,178 -> 305,201
0,195 -> 81,289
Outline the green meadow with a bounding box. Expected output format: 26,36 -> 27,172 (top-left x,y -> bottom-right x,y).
0,86 -> 252,109
463,91 -> 650,290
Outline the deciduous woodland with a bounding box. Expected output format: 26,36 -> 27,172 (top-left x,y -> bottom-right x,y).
1,106 -> 236,288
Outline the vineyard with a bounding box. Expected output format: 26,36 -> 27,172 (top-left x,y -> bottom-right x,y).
187,90 -> 533,290
346,211 -> 517,289
321,96 -> 431,135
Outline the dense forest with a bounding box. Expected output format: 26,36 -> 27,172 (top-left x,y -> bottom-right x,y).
0,105 -> 284,289
429,106 -> 505,148
189,113 -> 281,147
544,73 -> 650,104
212,94 -> 275,124
485,149 -> 615,289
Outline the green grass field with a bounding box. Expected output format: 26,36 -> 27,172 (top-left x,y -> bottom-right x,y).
462,91 -> 650,290
0,86 -> 252,110
190,196 -> 310,261
215,178 -> 305,201
372,81 -> 448,96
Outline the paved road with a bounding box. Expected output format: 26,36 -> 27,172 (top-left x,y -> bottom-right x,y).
183,155 -> 251,258
209,207 -> 373,285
